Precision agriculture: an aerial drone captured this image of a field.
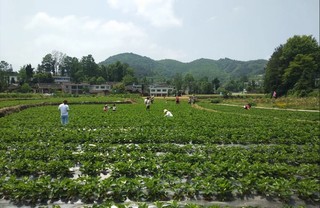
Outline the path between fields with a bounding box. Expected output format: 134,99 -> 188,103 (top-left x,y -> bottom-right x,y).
192,103 -> 319,123
195,103 -> 320,113
192,104 -> 218,112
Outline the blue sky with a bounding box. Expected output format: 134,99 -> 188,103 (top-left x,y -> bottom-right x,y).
0,0 -> 319,71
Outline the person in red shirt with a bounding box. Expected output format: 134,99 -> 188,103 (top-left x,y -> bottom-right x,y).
244,103 -> 251,110
175,96 -> 180,104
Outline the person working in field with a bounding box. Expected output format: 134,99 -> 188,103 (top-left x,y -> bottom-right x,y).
112,104 -> 116,111
273,90 -> 277,99
244,103 -> 251,110
58,100 -> 70,125
103,104 -> 109,112
144,97 -> 151,110
175,96 -> 180,104
164,109 -> 173,117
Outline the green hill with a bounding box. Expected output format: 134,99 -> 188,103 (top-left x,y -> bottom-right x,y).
99,53 -> 267,82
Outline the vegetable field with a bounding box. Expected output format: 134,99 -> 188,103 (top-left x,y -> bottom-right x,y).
0,97 -> 319,208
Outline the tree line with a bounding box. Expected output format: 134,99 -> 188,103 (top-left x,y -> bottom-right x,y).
1,35 -> 319,96
264,35 -> 320,97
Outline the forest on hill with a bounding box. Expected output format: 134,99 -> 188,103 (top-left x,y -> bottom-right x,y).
99,53 -> 267,83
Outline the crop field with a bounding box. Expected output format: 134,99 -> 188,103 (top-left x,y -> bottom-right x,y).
0,97 -> 319,208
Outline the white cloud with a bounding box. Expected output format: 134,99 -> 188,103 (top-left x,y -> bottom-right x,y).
21,12 -> 183,65
107,0 -> 182,27
232,6 -> 243,12
25,12 -> 147,39
208,16 -> 217,21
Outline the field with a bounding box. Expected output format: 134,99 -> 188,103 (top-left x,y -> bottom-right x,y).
0,95 -> 319,208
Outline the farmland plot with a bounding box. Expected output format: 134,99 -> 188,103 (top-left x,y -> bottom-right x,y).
0,99 -> 319,207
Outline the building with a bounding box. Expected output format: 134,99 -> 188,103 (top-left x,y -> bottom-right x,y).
125,84 -> 143,94
149,84 -> 174,97
34,83 -> 62,94
5,72 -> 19,84
62,83 -> 90,94
8,75 -> 18,84
62,83 -> 113,94
89,84 -> 112,94
53,76 -> 71,84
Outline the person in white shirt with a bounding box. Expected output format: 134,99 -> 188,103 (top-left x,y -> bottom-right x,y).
112,104 -> 117,111
164,109 -> 173,117
58,100 -> 70,125
144,97 -> 151,110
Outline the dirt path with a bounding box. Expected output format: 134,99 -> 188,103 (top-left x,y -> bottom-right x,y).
193,103 -> 319,113
217,103 -> 319,112
192,104 -> 218,112
192,103 -> 319,123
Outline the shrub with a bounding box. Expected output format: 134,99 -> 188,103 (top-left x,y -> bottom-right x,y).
211,98 -> 222,104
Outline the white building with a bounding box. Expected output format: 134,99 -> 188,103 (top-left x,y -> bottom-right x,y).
62,83 -> 113,94
62,83 -> 90,94
149,84 -> 174,97
8,75 -> 18,84
89,84 -> 112,94
53,76 -> 71,84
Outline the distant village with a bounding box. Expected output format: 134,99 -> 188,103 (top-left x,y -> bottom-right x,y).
5,73 -> 176,97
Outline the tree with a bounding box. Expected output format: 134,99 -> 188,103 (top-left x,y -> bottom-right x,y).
212,78 -> 220,93
264,35 -> 320,96
41,54 -> 55,74
89,77 -> 97,85
18,64 -> 34,84
173,73 -> 183,94
224,79 -> 241,92
283,54 -> 317,94
68,57 -> 82,82
197,76 -> 213,94
18,67 -> 27,84
33,72 -> 54,83
247,80 -> 257,92
80,54 -> 99,78
105,61 -> 136,82
100,65 -> 110,81
96,76 -> 106,85
183,73 -> 195,94
264,45 -> 284,95
122,74 -> 136,86
112,83 -> 125,93
52,50 -> 66,75
19,83 -> 32,93
0,61 -> 13,91
0,61 -> 13,72
25,64 -> 34,82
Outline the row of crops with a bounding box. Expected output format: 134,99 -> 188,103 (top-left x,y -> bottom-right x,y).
0,97 -> 319,207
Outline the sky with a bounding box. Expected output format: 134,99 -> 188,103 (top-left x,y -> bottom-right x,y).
0,0 -> 319,71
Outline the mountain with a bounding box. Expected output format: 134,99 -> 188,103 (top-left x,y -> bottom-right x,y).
99,53 -> 159,77
99,53 -> 267,82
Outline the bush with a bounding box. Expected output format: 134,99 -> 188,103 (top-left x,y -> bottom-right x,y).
306,89 -> 319,97
211,98 -> 222,104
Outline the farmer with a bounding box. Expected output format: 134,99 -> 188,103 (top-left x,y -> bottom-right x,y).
164,109 -> 173,117
243,103 -> 251,110
175,96 -> 180,104
112,104 -> 117,111
58,100 -> 70,125
103,104 -> 109,112
273,91 -> 277,99
144,97 -> 151,110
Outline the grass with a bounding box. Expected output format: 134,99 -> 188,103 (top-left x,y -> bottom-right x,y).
199,95 -> 320,110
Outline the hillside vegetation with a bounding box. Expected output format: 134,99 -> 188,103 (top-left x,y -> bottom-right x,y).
99,53 -> 267,82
